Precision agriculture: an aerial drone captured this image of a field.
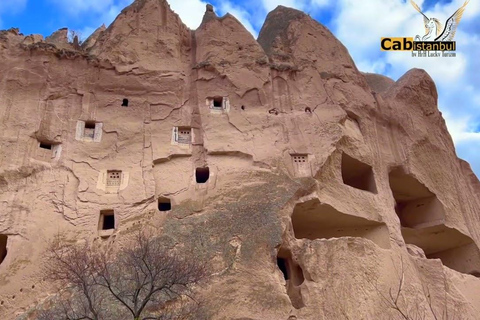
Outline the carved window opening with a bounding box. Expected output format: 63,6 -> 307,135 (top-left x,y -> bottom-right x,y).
293,155 -> 307,163
196,167 -> 210,184
39,143 -> 52,150
84,121 -> 96,140
341,153 -> 377,193
122,99 -> 129,107
36,141 -> 61,162
292,154 -> 310,177
0,235 -> 7,266
208,97 -> 229,112
99,210 -> 115,231
107,170 -> 122,187
158,197 -> 172,212
389,168 -> 445,229
76,121 -> 103,142
213,97 -> 223,109
388,167 -> 480,274
291,199 -> 390,249
175,127 -> 192,144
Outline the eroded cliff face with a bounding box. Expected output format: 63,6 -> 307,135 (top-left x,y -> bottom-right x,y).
1,1 -> 480,319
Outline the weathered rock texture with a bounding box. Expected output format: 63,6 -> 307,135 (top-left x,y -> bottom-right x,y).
1,1 -> 480,319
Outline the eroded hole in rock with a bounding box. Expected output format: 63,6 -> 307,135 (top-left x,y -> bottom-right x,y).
341,152 -> 377,193
99,210 -> 115,230
158,197 -> 171,211
122,98 -> 129,107
0,235 -> 7,265
241,105 -> 245,110
292,199 -> 389,248
269,108 -> 279,115
196,167 -> 210,184
277,248 -> 305,309
305,107 -> 311,113
277,258 -> 289,280
390,167 -> 480,274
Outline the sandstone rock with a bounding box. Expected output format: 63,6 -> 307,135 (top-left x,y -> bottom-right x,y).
90,0 -> 192,72
1,1 -> 480,319
362,72 -> 395,94
21,34 -> 44,45
45,27 -> 68,45
82,24 -> 106,51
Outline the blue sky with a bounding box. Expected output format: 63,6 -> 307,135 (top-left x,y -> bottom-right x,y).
1,0 -> 479,177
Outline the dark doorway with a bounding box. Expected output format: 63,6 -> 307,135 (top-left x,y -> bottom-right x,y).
122,99 -> 129,107
0,235 -> 7,265
99,210 -> 115,230
213,97 -> 223,108
103,215 -> 115,230
39,143 -> 52,150
196,167 -> 210,184
158,198 -> 172,211
85,122 -> 95,129
277,257 -> 289,280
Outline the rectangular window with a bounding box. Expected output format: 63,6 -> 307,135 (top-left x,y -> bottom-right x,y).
76,121 -> 103,142
36,141 -> 59,162
84,121 -> 96,140
213,97 -> 223,109
39,143 -> 52,150
293,155 -> 307,163
99,210 -> 115,231
291,154 -> 310,177
176,127 -> 192,144
106,170 -> 122,187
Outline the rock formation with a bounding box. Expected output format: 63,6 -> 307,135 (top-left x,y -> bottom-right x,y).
1,0 -> 480,319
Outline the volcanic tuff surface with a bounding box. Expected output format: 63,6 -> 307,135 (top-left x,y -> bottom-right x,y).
1,0 -> 480,319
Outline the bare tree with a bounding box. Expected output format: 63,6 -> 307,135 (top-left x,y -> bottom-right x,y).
68,30 -> 83,49
375,258 -> 458,320
37,232 -> 207,320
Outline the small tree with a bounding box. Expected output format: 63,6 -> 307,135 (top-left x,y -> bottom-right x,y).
68,30 -> 83,49
37,231 -> 207,320
375,258 -> 459,320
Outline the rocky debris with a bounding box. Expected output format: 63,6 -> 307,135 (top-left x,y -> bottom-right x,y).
1,1 -> 480,319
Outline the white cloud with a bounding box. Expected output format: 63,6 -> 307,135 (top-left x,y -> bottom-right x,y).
168,0 -> 208,29
331,0 -> 480,177
216,2 -> 258,37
